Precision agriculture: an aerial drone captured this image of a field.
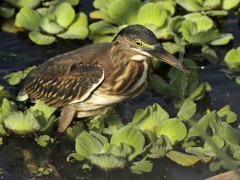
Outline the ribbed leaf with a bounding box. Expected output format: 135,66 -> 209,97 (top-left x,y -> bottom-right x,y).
224,47 -> 240,70
177,98 -> 196,121
53,3 -> 75,28
167,151 -> 211,166
131,160 -> 153,174
210,34 -> 233,46
40,17 -> 64,34
89,153 -> 126,171
137,3 -> 168,28
15,7 -> 41,31
222,0 -> 240,10
29,31 -> 56,45
75,131 -> 106,159
110,125 -> 145,160
4,110 -> 41,135
108,0 -> 141,25
57,27 -> 89,39
156,118 -> 187,144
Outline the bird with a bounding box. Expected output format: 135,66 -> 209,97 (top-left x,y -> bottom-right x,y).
24,24 -> 187,132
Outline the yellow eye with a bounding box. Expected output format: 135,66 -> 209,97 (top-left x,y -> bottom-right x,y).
135,39 -> 143,47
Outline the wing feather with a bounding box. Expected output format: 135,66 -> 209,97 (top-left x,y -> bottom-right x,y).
24,62 -> 104,107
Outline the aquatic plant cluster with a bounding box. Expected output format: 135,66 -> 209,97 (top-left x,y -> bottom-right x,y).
1,0 -> 240,177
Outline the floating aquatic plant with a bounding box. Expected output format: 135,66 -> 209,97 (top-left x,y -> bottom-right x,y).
176,0 -> 240,14
89,0 -> 176,43
0,0 -> 40,19
67,97 -> 240,172
1,99 -> 57,135
180,13 -> 232,45
3,66 -> 36,85
223,47 -> 240,85
14,2 -> 88,45
150,58 -> 212,106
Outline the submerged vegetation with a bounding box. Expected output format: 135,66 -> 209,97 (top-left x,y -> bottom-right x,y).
1,0 -> 240,178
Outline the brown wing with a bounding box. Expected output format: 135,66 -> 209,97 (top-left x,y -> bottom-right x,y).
24,61 -> 104,107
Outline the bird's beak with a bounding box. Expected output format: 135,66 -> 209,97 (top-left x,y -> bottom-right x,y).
146,45 -> 189,72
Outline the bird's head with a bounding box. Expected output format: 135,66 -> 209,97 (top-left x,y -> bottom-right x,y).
113,24 -> 188,72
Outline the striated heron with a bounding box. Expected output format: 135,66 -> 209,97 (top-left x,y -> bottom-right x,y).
24,24 -> 187,132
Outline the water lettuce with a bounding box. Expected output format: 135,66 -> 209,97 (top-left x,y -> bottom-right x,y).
15,2 -> 88,45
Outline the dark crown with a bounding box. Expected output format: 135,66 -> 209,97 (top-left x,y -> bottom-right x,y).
113,24 -> 159,45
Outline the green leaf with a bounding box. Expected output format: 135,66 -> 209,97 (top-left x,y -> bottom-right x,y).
110,125 -> 145,160
202,45 -> 218,64
176,0 -> 203,12
90,131 -> 108,145
15,7 -> 41,31
156,118 -> 187,144
89,10 -> 115,23
29,31 -> 56,45
17,91 -> 29,101
217,105 -> 238,123
66,126 -> 84,141
69,12 -> 88,29
3,72 -> 22,85
53,3 -> 75,28
204,136 -> 225,156
179,20 -> 197,41
150,74 -> 170,97
222,0 -> 240,10
191,16 -> 214,32
187,111 -> 216,139
177,98 -> 196,121
4,110 -> 41,135
5,0 -> 41,8
189,30 -> 220,45
1,98 -> 17,116
0,7 -> 15,19
167,151 -> 211,166
224,47 -> 240,70
90,34 -> 114,43
210,34 -> 233,46
0,87 -> 11,99
131,160 -> 153,174
203,0 -> 221,9
162,42 -> 179,54
67,153 -> 84,162
57,27 -> 89,39
189,82 -> 212,101
89,153 -> 125,171
219,123 -> 240,145
156,1 -> 175,15
205,10 -> 228,16
185,146 -> 206,157
43,0 -> 80,6
103,143 -> 132,159
107,0 -> 142,25
93,0 -> 114,12
35,135 -> 54,147
0,123 -> 7,135
75,131 -> 106,159
132,103 -> 169,133
137,3 -> 168,28
30,100 -> 56,120
58,12 -> 89,39
146,136 -> 172,158
40,17 -> 64,34
89,21 -> 119,35
102,113 -> 124,135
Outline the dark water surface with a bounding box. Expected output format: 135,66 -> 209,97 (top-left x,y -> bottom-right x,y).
0,2 -> 240,180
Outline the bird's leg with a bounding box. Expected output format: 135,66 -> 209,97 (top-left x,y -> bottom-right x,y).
58,105 -> 76,132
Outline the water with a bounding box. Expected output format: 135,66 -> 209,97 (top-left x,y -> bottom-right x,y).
0,3 -> 240,180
